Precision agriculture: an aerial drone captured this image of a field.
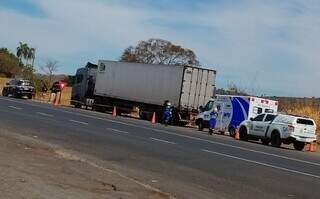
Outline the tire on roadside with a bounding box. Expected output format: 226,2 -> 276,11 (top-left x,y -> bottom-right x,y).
293,141 -> 305,151
271,131 -> 281,148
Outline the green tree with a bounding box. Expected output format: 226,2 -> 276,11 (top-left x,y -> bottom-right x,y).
16,42 -> 36,67
0,48 -> 22,77
120,38 -> 200,66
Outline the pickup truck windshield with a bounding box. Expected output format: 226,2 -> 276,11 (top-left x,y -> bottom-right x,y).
18,81 -> 31,86
296,119 -> 314,126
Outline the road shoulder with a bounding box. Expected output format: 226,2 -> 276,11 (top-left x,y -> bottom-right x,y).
0,130 -> 173,199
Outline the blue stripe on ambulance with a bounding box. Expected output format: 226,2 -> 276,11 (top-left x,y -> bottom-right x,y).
230,97 -> 249,130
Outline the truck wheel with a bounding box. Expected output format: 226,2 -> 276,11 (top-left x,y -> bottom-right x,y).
261,139 -> 270,145
293,141 -> 305,151
2,89 -> 7,97
198,120 -> 204,131
229,127 -> 236,137
27,94 -> 32,99
271,132 -> 281,148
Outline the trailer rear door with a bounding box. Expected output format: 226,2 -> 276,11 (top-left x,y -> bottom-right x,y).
180,67 -> 216,110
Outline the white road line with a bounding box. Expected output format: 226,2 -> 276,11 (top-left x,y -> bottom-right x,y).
107,128 -> 130,134
1,97 -> 319,167
141,127 -> 320,167
150,137 -> 176,145
202,149 -> 320,179
8,105 -> 22,110
36,112 -> 53,117
69,119 -> 88,125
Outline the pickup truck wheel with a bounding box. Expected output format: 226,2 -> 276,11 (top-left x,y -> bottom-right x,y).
293,141 -> 305,151
261,139 -> 270,145
239,126 -> 248,141
198,120 -> 204,131
271,132 -> 281,148
2,89 -> 7,96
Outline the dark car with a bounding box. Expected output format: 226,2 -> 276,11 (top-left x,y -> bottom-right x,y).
2,79 -> 35,99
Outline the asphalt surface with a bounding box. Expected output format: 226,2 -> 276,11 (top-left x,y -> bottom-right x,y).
0,96 -> 320,199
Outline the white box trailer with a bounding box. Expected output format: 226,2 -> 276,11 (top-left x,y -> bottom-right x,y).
95,60 -> 216,110
82,60 -> 216,124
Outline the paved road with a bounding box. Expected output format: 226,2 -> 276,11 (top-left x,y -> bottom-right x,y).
0,96 -> 320,199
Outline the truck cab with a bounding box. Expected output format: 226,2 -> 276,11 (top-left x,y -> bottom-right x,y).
71,62 -> 97,108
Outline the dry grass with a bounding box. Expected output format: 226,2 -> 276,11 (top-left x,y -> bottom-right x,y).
0,77 -> 11,93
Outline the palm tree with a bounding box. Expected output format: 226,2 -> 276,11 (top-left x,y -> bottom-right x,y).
28,47 -> 36,68
16,42 -> 36,67
16,42 -> 29,65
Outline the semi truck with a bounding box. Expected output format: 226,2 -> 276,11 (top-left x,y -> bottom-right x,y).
71,60 -> 216,125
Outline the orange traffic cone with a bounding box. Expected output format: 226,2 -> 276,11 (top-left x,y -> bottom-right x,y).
112,106 -> 117,117
235,129 -> 240,140
311,143 -> 317,152
306,143 -> 317,152
151,112 -> 156,124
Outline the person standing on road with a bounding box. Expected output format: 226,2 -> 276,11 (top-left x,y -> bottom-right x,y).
209,107 -> 218,135
41,80 -> 48,100
48,81 -> 61,104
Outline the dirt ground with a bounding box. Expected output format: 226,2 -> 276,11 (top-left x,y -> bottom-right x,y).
0,131 -> 173,199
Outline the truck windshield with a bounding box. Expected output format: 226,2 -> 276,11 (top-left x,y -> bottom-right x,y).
204,101 -> 214,111
296,119 -> 314,126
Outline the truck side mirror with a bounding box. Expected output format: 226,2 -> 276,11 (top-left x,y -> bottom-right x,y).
250,117 -> 254,121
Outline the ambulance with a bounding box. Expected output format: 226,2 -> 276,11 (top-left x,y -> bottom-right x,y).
195,95 -> 278,137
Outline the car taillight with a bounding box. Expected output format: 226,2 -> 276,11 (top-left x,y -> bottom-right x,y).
288,125 -> 295,132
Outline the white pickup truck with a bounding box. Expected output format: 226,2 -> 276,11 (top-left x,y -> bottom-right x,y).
239,113 -> 317,150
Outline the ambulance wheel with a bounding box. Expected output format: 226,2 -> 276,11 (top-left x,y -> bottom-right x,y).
198,120 -> 204,131
229,127 -> 236,137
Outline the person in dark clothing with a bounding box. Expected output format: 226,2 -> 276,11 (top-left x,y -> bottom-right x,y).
40,80 -> 48,99
41,80 -> 48,93
49,81 -> 61,103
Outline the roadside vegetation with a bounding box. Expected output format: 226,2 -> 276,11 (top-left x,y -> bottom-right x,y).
277,98 -> 320,143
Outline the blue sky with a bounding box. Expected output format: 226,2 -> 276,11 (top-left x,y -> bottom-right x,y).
0,0 -> 319,97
